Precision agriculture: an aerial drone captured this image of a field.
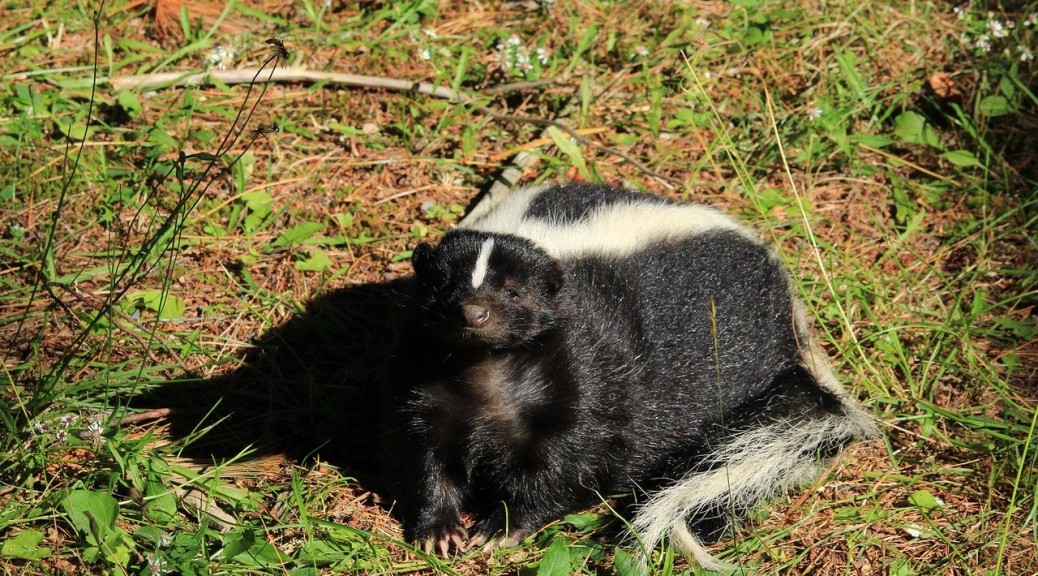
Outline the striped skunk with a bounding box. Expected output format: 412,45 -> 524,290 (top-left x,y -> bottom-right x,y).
383,182 -> 876,568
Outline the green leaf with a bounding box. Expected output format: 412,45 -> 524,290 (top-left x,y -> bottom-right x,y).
296,247 -> 332,272
908,489 -> 943,511
62,490 -> 119,539
941,149 -> 982,168
145,479 -> 179,523
272,221 -> 325,248
849,133 -> 894,148
221,529 -> 286,566
148,127 -> 179,151
1,529 -> 52,560
126,289 -> 186,320
59,119 -> 93,141
0,184 -> 14,201
893,111 -> 940,148
547,126 -> 589,179
613,546 -> 641,576
536,538 -> 571,576
116,90 -> 142,118
978,95 -> 1014,117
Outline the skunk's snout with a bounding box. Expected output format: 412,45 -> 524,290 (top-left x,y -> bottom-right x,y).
462,304 -> 490,328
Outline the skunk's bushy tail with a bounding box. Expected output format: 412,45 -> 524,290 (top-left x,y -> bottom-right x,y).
631,343 -> 878,571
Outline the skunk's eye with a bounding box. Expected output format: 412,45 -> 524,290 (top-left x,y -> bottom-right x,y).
504,288 -> 520,301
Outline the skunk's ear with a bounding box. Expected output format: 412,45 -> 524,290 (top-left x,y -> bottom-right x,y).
411,242 -> 435,272
411,242 -> 445,289
544,260 -> 564,296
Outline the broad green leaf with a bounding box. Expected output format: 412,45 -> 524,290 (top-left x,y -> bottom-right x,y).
59,119 -> 93,141
62,490 -> 119,539
941,149 -> 982,168
978,95 -> 1014,117
296,247 -> 332,272
893,111 -> 940,148
1,529 -> 52,560
536,538 -> 572,576
148,127 -> 179,151
850,133 -> 894,148
272,221 -> 325,248
547,126 -> 589,179
126,289 -> 186,320
145,479 -> 178,523
613,546 -> 641,576
908,489 -> 943,511
117,90 -> 142,118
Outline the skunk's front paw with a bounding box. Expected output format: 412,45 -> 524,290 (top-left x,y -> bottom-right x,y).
465,517 -> 528,551
416,521 -> 468,557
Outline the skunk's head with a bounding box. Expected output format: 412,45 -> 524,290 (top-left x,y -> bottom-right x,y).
411,230 -> 564,349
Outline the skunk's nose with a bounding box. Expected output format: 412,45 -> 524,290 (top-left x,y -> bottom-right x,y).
462,304 -> 490,328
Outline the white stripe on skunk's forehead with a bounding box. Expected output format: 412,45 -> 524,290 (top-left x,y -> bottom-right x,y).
465,197 -> 758,259
471,238 -> 495,288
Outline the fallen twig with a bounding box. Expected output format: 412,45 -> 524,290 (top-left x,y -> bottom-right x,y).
109,67 -> 682,190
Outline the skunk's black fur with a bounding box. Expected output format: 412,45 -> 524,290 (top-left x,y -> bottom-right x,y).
383,183 -> 876,567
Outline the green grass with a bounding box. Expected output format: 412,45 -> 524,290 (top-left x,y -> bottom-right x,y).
2,0 -> 1037,574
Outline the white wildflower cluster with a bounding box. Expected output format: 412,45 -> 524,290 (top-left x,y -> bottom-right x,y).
206,45 -> 236,71
412,28 -> 439,62
29,413 -> 77,445
496,35 -> 548,76
956,8 -> 1036,63
806,105 -> 823,121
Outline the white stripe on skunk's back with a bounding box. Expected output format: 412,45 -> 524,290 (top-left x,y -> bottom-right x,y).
459,185 -> 757,260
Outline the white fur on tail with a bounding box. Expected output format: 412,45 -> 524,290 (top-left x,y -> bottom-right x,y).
631,351 -> 877,569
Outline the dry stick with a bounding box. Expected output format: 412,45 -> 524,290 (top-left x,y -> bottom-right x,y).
110,68 -> 682,190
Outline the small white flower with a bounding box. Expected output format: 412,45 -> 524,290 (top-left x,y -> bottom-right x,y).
147,555 -> 167,575
1027,13 -> 1038,27
59,414 -> 77,427
418,47 -> 431,60
422,28 -> 437,38
806,106 -> 823,121
535,47 -> 549,64
158,532 -> 174,548
33,420 -> 49,435
953,5 -> 966,19
1021,45 -> 1035,61
207,45 -> 236,71
975,34 -> 991,52
987,19 -> 1008,38
632,45 -> 650,59
904,525 -> 925,538
695,17 -> 711,27
82,420 -> 105,445
497,36 -> 536,75
54,429 -> 68,444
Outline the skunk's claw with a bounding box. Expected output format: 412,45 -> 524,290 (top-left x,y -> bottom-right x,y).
419,524 -> 468,557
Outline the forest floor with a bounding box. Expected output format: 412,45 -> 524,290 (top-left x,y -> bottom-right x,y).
1,1 -> 1036,574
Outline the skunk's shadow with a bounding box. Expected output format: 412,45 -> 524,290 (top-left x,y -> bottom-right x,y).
134,277 -> 421,494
